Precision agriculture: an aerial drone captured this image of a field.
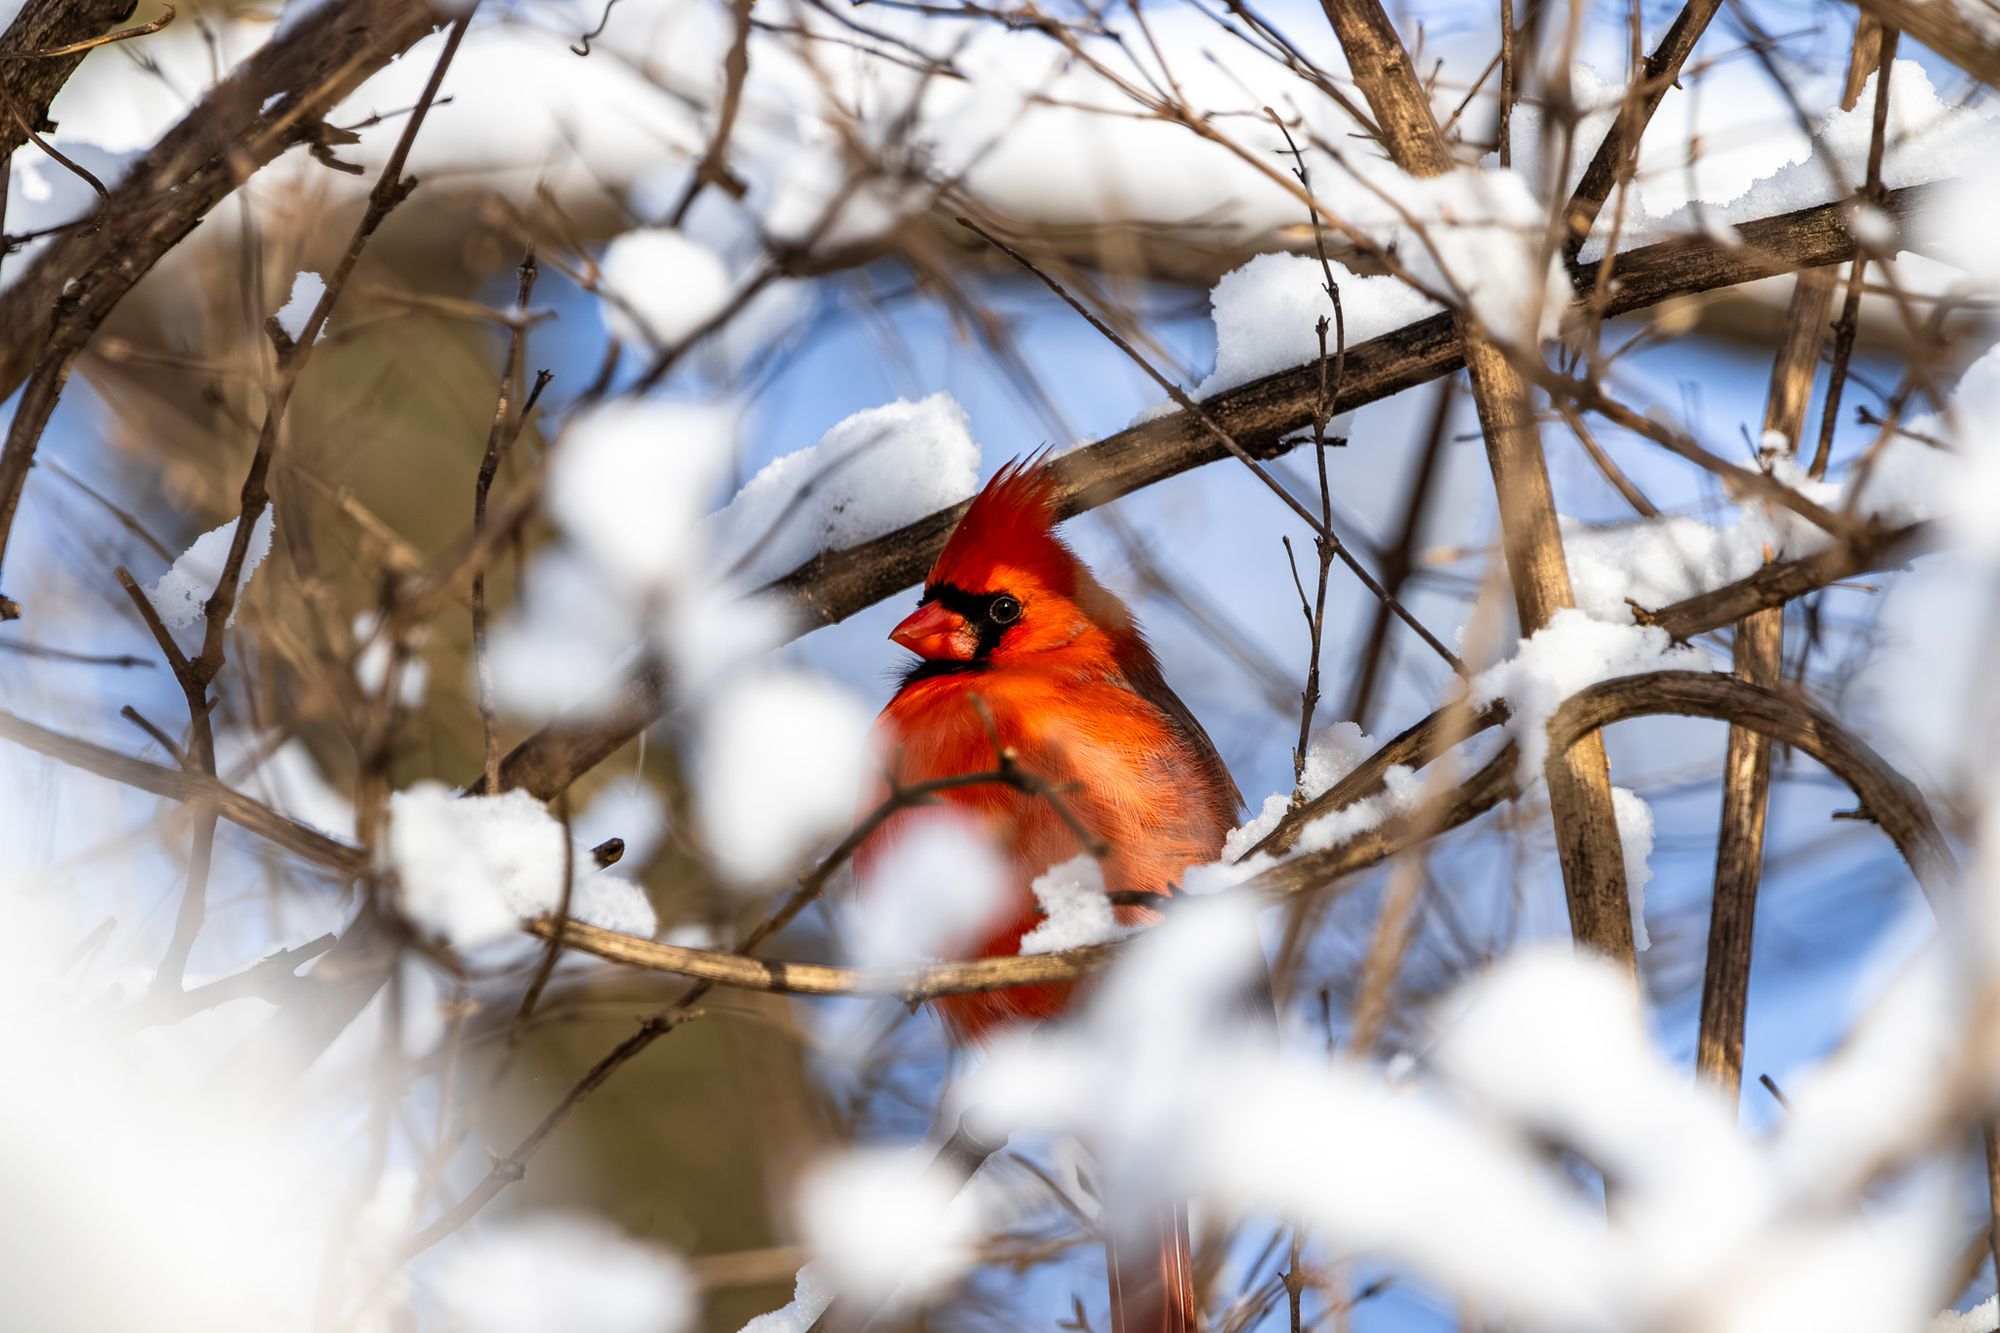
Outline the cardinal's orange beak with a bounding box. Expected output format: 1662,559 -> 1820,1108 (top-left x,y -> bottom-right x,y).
890,601 -> 974,660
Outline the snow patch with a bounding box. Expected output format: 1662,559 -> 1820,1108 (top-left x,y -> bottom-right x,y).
795,1147 -> 984,1310
710,393 -> 982,588
1471,609 -> 1710,780
1199,253 -> 1441,397
548,399 -> 738,592
388,784 -> 658,947
1612,786 -> 1655,951
738,1265 -> 835,1333
600,228 -> 733,348
696,671 -> 878,886
1224,720 -> 1380,857
1584,60 -> 2000,261
432,1212 -> 696,1333
1020,855 -> 1127,954
853,812 -> 1009,966
273,271 -> 325,343
144,510 -> 276,630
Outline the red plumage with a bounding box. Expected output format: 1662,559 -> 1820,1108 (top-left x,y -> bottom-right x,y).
854,457 -> 1240,1331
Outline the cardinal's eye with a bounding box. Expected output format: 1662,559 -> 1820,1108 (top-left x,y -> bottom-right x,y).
988,594 -> 1022,625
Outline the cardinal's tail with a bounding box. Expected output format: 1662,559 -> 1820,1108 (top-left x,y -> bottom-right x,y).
1107,1199 -> 1198,1333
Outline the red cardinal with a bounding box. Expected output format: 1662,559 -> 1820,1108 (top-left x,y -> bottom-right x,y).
855,457 -> 1241,1333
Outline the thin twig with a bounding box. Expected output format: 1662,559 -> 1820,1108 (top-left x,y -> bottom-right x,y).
1810,27 -> 1899,478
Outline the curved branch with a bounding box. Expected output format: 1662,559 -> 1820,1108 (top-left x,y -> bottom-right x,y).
1253,521 -> 1930,858
529,671 -> 1953,996
1549,672 -> 1958,900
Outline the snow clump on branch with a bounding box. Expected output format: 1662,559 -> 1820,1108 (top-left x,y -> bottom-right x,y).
388,784 -> 658,947
430,1211 -> 697,1333
144,510 -> 276,631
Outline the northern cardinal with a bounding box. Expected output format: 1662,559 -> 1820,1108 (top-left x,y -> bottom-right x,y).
855,457 -> 1242,1333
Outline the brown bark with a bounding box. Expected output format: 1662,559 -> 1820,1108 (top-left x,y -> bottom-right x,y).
0,0 -> 139,162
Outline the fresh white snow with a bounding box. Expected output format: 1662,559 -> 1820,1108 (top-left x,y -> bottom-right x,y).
1471,609 -> 1709,780
431,1212 -> 696,1333
850,812 -> 1010,967
1612,786 -> 1656,951
1019,854 -> 1125,955
709,393 -> 983,588
599,228 -> 733,349
272,271 -> 325,343
144,510 -> 276,630
738,1265 -> 836,1333
696,670 -> 878,887
388,784 -> 658,947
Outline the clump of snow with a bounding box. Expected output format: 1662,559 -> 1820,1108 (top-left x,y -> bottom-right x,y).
709,393 -> 982,588
664,921 -> 719,950
1387,167 -> 1571,347
1584,60 -> 2000,261
1223,720 -> 1379,856
485,549 -> 651,719
352,612 -> 427,708
489,398 -> 790,721
1019,854 -> 1126,954
574,775 -> 670,871
144,510 -> 276,630
599,228 -> 733,348
431,1212 -> 696,1333
1214,762 -> 1428,874
1612,786 -> 1655,951
1198,254 -> 1441,397
547,399 -> 738,592
272,271 -> 325,343
1858,340 -> 2000,553
795,1147 -> 983,1310
388,784 -> 658,947
696,670 -> 878,886
1562,513 -> 1777,624
1193,167 -> 1564,399
1847,203 -> 1898,251
1932,1295 -> 2000,1333
1471,609 -> 1710,779
1923,173 -> 2000,294
852,812 -> 1009,966
738,1265 -> 835,1333
1498,61 -> 1626,200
